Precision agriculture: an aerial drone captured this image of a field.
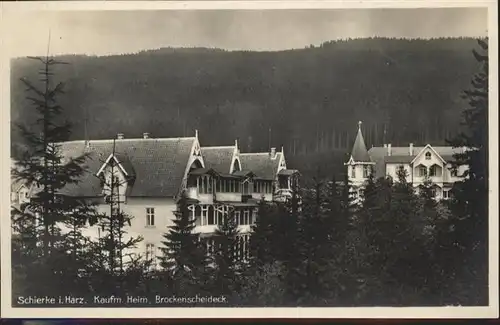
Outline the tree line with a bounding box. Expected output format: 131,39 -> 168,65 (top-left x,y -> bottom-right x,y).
11,39 -> 488,306
11,37 -> 482,179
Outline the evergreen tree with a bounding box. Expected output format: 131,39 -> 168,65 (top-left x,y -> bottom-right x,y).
159,192 -> 210,297
212,210 -> 242,298
384,166 -> 428,304
445,38 -> 489,305
239,261 -> 287,306
354,169 -> 391,304
11,55 -> 92,299
86,139 -> 144,299
279,180 -> 303,305
323,173 -> 356,304
296,178 -> 328,305
416,177 -> 454,304
249,199 -> 276,268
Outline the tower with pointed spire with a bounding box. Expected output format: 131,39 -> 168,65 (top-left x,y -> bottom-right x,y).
345,121 -> 375,188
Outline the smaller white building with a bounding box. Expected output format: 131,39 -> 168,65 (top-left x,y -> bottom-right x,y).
345,121 -> 468,201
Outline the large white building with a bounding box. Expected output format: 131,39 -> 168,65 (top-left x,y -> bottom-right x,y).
11,131 -> 299,266
345,121 -> 468,201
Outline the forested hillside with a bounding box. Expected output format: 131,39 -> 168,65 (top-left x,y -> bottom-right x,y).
10,37 -> 481,177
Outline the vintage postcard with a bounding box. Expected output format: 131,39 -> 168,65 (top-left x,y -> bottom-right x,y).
0,0 -> 498,319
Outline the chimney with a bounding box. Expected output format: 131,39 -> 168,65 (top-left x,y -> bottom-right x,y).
143,132 -> 150,139
387,143 -> 392,156
409,143 -> 414,155
117,133 -> 124,140
270,147 -> 276,159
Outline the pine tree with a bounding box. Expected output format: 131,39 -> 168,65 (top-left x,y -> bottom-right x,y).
296,178 -> 327,305
159,192 -> 209,297
384,166 -> 427,303
84,139 -> 144,299
11,55 -> 93,299
445,38 -> 489,305
279,179 -> 304,305
249,199 -> 276,268
212,210 -> 242,298
416,177 -> 454,304
355,169 -> 391,304
323,173 -> 356,304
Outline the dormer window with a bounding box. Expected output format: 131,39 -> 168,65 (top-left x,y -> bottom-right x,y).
425,152 -> 431,160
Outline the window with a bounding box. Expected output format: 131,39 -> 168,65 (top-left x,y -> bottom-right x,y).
417,166 -> 427,177
244,234 -> 250,261
363,165 -> 370,178
234,210 -> 241,225
146,208 -> 155,226
451,168 -> 458,177
425,152 -> 431,160
194,205 -> 202,225
145,243 -> 156,267
429,165 -> 442,177
199,176 -> 211,194
203,206 -> 215,225
351,166 -> 356,179
236,234 -> 250,261
206,238 -> 215,256
218,211 -> 224,226
242,210 -> 250,225
207,177 -> 213,194
443,190 -> 450,199
112,207 -> 120,216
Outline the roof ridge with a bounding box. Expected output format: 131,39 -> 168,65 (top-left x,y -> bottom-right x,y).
55,137 -> 196,145
240,152 -> 270,156
202,145 -> 235,149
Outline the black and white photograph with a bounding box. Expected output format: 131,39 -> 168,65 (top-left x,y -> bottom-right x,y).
1,0 -> 498,319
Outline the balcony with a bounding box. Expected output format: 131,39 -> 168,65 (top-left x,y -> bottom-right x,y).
193,224 -> 252,235
186,187 -> 214,204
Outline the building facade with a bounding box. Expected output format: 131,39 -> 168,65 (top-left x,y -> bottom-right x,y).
345,121 -> 468,201
11,131 -> 299,267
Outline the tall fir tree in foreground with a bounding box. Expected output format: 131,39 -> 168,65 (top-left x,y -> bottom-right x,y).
279,180 -> 304,305
445,38 -> 489,305
249,199 -> 277,269
86,139 -> 144,299
160,191 -> 210,298
11,54 -> 92,298
244,199 -> 286,305
323,173 -> 356,305
212,210 -> 243,298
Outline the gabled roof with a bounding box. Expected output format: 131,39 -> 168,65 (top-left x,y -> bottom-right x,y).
201,146 -> 235,174
368,145 -> 466,178
55,137 -> 196,197
410,144 -> 446,164
350,122 -> 371,162
239,152 -> 282,180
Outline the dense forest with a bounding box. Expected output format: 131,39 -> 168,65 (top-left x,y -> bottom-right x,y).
11,37 -> 481,177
